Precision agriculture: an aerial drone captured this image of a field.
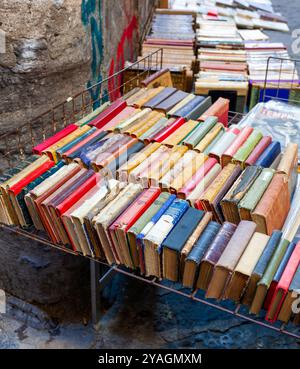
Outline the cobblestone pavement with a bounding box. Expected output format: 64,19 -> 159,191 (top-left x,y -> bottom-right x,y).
1,0 -> 300,349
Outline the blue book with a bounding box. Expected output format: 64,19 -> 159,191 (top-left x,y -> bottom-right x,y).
255,141 -> 281,168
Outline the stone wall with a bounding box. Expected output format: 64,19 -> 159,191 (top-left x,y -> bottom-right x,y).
0,0 -> 155,134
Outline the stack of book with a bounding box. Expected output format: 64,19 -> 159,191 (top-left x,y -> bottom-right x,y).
1,82 -> 299,325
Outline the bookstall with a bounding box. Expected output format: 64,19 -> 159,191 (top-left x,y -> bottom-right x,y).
0,47 -> 300,340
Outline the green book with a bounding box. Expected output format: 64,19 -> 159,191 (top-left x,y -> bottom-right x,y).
250,238 -> 290,315
182,117 -> 218,148
203,130 -> 225,156
232,129 -> 263,168
127,192 -> 171,269
238,168 -> 274,221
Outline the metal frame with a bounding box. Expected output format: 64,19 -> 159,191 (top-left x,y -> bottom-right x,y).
0,51 -> 299,338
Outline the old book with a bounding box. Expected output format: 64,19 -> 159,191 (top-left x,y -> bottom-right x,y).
182,117 -> 217,149
250,238 -> 290,315
244,136 -> 272,167
162,208 -> 205,282
100,106 -> 137,131
143,198 -> 189,278
197,222 -> 237,291
198,97 -> 230,127
142,87 -> 177,109
114,109 -> 152,133
255,141 -> 281,168
238,168 -> 274,221
172,96 -> 212,121
242,230 -> 283,306
221,166 -> 262,225
127,192 -> 172,271
153,117 -> 186,143
167,94 -> 195,116
182,221 -> 221,289
221,127 -> 253,167
187,164 -> 222,207
130,113 -> 165,139
224,232 -> 270,302
108,187 -> 161,268
209,127 -> 240,162
232,130 -> 263,168
277,143 -> 298,198
263,242 -> 296,311
206,220 -> 257,300
162,120 -> 199,147
88,98 -> 127,129
194,123 -> 225,153
278,264 -> 300,323
93,183 -> 143,264
198,163 -> 241,214
133,87 -> 165,108
154,90 -> 189,112
266,242 -> 300,322
251,173 -> 290,235
124,110 -> 162,136
178,158 -> 218,200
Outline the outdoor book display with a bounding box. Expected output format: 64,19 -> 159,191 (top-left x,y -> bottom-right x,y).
1,75 -> 300,335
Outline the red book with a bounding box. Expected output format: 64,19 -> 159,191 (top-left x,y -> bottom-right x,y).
9,160 -> 55,196
56,173 -> 99,215
108,187 -> 161,268
194,199 -> 205,211
198,97 -> 230,127
245,136 -> 272,167
266,242 -> 300,323
152,118 -> 186,143
88,99 -> 127,129
221,126 -> 253,167
33,124 -> 78,155
178,158 -> 218,199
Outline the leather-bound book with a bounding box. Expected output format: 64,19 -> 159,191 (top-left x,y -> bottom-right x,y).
163,208 -> 205,282
180,212 -> 213,278
152,117 -> 186,143
178,158 -> 218,200
255,141 -> 281,168
143,199 -> 189,278
238,168 -> 274,221
206,220 -> 257,300
277,143 -> 298,198
194,123 -> 225,153
278,264 -> 300,323
224,232 -> 270,302
264,242 -> 296,311
197,222 -> 237,291
221,166 -> 262,225
198,163 -> 241,215
242,230 -> 282,306
209,127 -> 240,163
127,193 -> 171,271
244,136 -> 272,167
182,117 -> 218,149
198,97 -> 230,127
221,126 -> 253,167
266,242 -> 300,323
162,120 -> 199,147
142,87 -> 177,109
88,98 -> 127,129
93,183 -> 143,264
154,90 -> 189,112
173,96 -> 212,121
250,238 -> 290,315
251,173 -> 290,235
182,221 -> 221,289
108,187 -> 161,268
187,164 -> 222,207
232,129 -> 263,169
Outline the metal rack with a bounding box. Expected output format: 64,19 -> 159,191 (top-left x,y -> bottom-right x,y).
0,51 -> 299,340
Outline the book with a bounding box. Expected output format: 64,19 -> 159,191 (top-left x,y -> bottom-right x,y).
242,230 -> 283,306
162,208 -> 205,282
171,96 -> 212,121
232,129 -> 263,168
206,220 -> 257,300
209,127 -> 240,162
250,238 -> 291,315
224,232 -> 270,302
238,168 -> 274,221
142,87 -> 177,109
198,97 -> 230,127
221,166 -> 262,225
153,117 -> 186,143
277,142 -> 298,198
244,136 -> 272,167
182,117 -> 218,149
183,221 -> 221,289
251,173 -> 290,235
162,120 -> 199,147
88,98 -> 127,129
194,123 -> 225,153
108,187 -> 161,268
154,90 -> 189,112
197,222 -> 237,291
255,141 -> 281,168
143,198 -> 189,278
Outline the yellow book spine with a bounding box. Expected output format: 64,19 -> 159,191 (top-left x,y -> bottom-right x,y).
194,123 -> 224,152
